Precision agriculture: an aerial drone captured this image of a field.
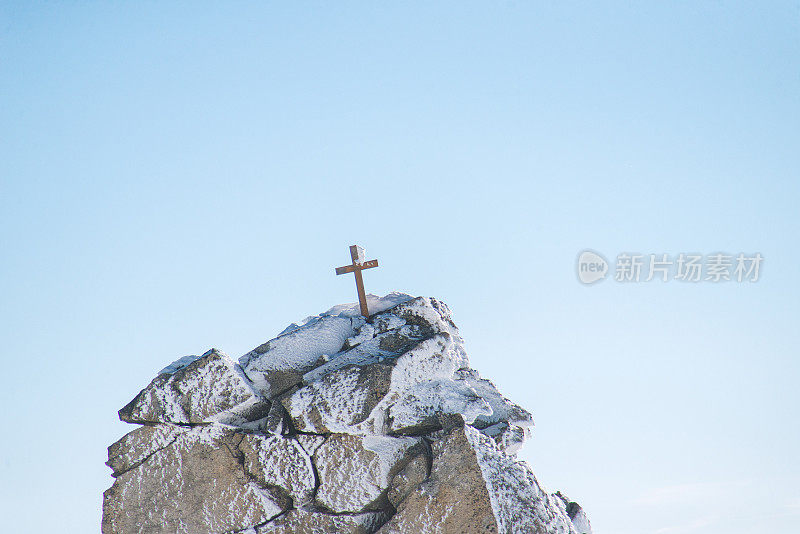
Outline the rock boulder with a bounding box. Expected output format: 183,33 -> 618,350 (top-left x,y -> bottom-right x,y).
102,294 -> 592,534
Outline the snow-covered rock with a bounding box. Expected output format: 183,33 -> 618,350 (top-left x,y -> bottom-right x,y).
118,348 -> 269,425
555,493 -> 594,534
282,362 -> 394,434
102,426 -> 287,534
313,433 -> 424,513
378,425 -> 504,533
103,294 -> 591,534
239,292 -> 415,398
238,433 -> 318,506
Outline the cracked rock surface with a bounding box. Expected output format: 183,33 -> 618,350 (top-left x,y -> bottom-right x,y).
102,293 -> 592,534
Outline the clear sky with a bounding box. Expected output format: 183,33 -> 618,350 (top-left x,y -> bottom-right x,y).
1,2 -> 798,533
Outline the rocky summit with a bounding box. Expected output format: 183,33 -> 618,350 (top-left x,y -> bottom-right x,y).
102,293 -> 592,534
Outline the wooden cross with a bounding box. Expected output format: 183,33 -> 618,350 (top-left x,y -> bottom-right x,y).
335,245 -> 379,318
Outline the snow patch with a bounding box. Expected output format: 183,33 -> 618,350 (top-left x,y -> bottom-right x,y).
322,291 -> 414,318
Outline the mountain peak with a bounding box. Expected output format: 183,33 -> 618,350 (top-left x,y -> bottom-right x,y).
103,294 -> 591,534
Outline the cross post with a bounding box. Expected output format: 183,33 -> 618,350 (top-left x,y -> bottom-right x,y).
335,245 -> 379,318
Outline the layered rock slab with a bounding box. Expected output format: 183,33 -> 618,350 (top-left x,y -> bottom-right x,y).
314,434 -> 424,513
381,426 -> 581,534
463,426 -> 581,534
238,433 -> 318,506
283,363 -> 394,434
102,426 -> 286,534
118,349 -> 268,426
240,292 -> 416,398
379,426 -> 499,533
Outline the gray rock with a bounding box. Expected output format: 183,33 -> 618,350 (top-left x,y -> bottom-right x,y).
372,313 -> 406,334
106,424 -> 180,477
283,363 -> 393,434
381,425 -> 580,534
102,426 -> 287,534
387,378 -> 492,435
240,315 -> 359,397
314,434 -> 423,513
118,349 -> 268,425
343,322 -> 376,349
569,505 -> 592,534
455,368 -> 534,428
263,399 -> 289,435
462,426 -> 579,534
103,295 -> 591,534
390,297 -> 455,337
238,433 -> 317,506
555,493 -> 593,534
301,327 -> 428,384
256,508 -> 387,534
378,426 -> 499,533
480,421 -> 530,455
301,296 -> 465,384
387,450 -> 430,508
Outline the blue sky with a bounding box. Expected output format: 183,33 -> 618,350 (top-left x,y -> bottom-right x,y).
1,2 -> 798,533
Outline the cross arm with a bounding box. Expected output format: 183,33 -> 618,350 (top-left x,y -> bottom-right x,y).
335,259 -> 379,275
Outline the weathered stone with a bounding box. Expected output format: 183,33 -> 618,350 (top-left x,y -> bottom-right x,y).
284,363 -> 393,434
387,379 -> 492,435
240,315 -> 359,397
301,296 -> 464,385
344,322 -> 375,349
257,508 -> 386,534
103,295 -> 590,534
314,434 -> 422,513
382,426 -> 584,534
102,426 -> 287,534
264,400 -> 289,435
455,368 -> 534,428
382,333 -> 465,394
119,349 -> 268,425
302,328 -> 428,384
372,313 -> 406,334
379,425 -> 499,534
555,493 -> 593,534
387,450 -> 430,508
462,426 -> 578,534
480,421 -> 530,455
376,327 -> 424,354
239,434 -> 317,506
259,368 -> 307,399
106,424 -> 180,477
570,504 -> 592,534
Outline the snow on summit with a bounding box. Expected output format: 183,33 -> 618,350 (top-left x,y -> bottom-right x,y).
104,293 -> 592,534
